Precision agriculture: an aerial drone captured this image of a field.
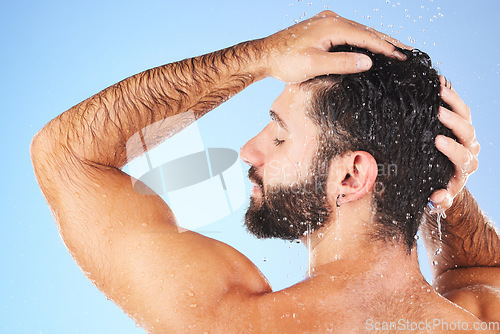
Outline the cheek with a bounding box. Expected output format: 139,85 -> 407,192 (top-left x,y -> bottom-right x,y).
264,159 -> 299,185
265,138 -> 318,185
286,136 -> 317,175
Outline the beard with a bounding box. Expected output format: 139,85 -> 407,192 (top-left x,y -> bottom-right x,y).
244,159 -> 333,241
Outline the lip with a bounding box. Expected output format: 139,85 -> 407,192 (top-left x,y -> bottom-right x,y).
251,184 -> 262,195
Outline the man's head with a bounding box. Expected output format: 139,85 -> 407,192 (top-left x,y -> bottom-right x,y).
241,46 -> 455,251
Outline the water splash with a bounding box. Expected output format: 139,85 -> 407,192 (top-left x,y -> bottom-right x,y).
306,223 -> 312,276
436,211 -> 446,241
433,211 -> 446,263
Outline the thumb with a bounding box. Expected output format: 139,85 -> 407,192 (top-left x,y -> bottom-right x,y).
309,50 -> 373,76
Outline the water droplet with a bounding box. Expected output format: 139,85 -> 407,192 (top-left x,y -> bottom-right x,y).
262,257 -> 268,262
102,194 -> 107,198
74,192 -> 80,198
437,212 -> 443,240
432,260 -> 438,266
189,304 -> 197,308
187,290 -> 195,297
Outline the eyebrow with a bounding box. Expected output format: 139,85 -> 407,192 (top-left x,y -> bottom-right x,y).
269,110 -> 289,131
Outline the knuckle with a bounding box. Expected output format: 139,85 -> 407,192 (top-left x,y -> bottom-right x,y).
464,126 -> 476,145
336,54 -> 356,71
475,142 -> 481,154
465,106 -> 473,122
464,150 -> 473,165
472,158 -> 479,172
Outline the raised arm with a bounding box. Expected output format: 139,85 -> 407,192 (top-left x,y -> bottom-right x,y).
30,11 -> 405,333
422,189 -> 500,322
421,79 -> 500,322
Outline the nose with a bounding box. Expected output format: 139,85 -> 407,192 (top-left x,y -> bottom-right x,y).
240,135 -> 264,167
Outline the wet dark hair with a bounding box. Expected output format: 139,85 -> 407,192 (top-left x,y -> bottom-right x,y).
302,45 -> 456,251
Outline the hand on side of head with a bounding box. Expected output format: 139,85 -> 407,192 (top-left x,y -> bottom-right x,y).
430,76 -> 480,211
262,10 -> 411,83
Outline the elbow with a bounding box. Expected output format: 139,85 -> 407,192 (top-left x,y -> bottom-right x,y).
30,129 -> 51,185
30,130 -> 44,168
30,128 -> 51,169
30,126 -> 61,180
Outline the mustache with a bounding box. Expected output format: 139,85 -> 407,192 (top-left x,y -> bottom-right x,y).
248,166 -> 263,187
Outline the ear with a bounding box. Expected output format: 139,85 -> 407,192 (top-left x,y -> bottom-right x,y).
336,151 -> 378,206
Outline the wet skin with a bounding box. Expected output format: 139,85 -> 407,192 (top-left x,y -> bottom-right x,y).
30,11 -> 498,333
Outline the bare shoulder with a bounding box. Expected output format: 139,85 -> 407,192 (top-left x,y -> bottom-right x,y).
444,284 -> 500,323
435,267 -> 500,323
31,132 -> 272,332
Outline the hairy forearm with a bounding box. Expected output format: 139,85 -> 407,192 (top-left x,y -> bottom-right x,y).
421,188 -> 500,277
35,40 -> 266,168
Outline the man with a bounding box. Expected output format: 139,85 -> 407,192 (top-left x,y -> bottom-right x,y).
31,11 -> 498,333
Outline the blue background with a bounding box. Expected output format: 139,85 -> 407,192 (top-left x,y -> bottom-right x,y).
2,0 -> 499,333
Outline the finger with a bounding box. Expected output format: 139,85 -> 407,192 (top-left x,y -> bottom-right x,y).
436,135 -> 478,177
447,168 -> 469,198
309,49 -> 373,75
438,106 -> 478,150
429,189 -> 453,211
317,16 -> 407,61
340,16 -> 412,50
340,25 -> 407,60
439,76 -> 472,124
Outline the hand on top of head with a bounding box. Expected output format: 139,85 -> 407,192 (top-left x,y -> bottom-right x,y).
430,75 -> 480,212
262,10 -> 411,83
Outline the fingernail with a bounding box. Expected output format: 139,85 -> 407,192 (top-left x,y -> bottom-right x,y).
392,50 -> 407,61
356,55 -> 372,70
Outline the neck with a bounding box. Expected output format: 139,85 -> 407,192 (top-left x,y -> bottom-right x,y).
303,199 -> 422,282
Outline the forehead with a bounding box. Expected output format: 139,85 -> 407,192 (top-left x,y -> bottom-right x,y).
270,84 -> 317,132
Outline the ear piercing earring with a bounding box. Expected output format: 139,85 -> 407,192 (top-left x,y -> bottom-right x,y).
336,194 -> 345,208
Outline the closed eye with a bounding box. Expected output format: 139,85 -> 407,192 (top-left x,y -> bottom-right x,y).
274,138 -> 285,146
